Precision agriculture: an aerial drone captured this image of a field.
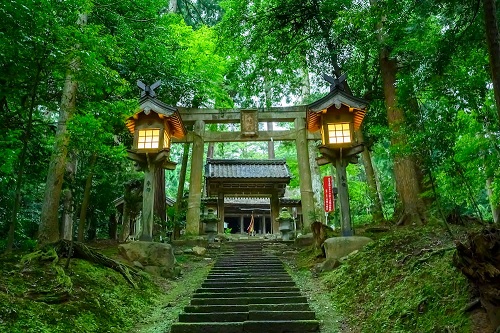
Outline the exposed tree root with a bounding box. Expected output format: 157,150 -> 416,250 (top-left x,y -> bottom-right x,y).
399,246 -> 455,266
51,240 -> 140,288
454,227 -> 500,330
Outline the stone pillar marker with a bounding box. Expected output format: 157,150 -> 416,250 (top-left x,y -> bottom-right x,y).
295,117 -> 315,232
186,120 -> 205,235
140,162 -> 156,240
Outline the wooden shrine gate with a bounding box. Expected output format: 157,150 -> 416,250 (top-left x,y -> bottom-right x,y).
172,106 -> 320,235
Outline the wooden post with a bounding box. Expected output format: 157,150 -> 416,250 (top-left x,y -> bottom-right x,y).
262,215 -> 266,234
218,193 -> 225,234
335,157 -> 353,236
186,120 -> 205,235
295,117 -> 315,232
140,161 -> 156,241
240,215 -> 244,234
271,194 -> 280,234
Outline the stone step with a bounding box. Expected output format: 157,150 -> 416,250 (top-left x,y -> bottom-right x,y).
178,310 -> 316,323
192,291 -> 302,299
212,265 -> 284,269
170,320 -> 320,333
184,305 -> 249,313
183,303 -> 313,313
243,320 -> 320,332
215,261 -> 281,264
215,259 -> 281,263
170,322 -> 243,333
206,274 -> 292,279
210,267 -> 285,271
205,275 -> 293,283
209,269 -> 286,276
196,286 -> 300,293
212,265 -> 284,268
201,281 -> 296,288
179,311 -> 248,322
170,243 -> 319,333
190,296 -> 308,306
248,303 -> 312,312
206,272 -> 290,277
210,268 -> 285,272
248,310 -> 316,321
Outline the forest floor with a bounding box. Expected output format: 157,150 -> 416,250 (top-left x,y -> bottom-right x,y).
0,222 -> 495,333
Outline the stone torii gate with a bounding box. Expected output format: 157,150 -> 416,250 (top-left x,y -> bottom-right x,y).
172,106 -> 320,235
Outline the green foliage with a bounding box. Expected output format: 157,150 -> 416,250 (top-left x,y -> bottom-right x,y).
321,225 -> 473,332
0,253 -> 161,333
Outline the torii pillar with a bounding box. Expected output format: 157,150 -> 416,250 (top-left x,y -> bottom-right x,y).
185,120 -> 205,235
295,117 -> 315,232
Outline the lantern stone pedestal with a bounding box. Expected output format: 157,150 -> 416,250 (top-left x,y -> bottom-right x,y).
202,208 -> 219,243
276,208 -> 294,241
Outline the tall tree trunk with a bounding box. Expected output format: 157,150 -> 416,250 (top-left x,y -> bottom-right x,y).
356,131 -> 384,223
308,141 -> 324,223
487,177 -> 500,224
483,0 -> 500,125
61,155 -> 76,241
61,189 -> 73,240
119,184 -> 132,242
483,1 -> 500,226
173,142 -> 190,239
77,153 -> 97,242
267,122 -> 275,159
38,13 -> 86,246
39,69 -> 79,245
299,62 -> 311,103
379,48 -> 426,225
169,0 -> 177,13
207,142 -> 215,158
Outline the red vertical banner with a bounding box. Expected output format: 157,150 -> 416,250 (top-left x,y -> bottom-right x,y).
323,176 -> 334,212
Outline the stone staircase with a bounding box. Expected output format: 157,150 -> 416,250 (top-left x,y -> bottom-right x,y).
170,241 -> 320,333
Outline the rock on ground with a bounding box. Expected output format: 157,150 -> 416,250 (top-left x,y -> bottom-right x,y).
118,241 -> 176,270
323,236 -> 373,260
192,246 -> 207,256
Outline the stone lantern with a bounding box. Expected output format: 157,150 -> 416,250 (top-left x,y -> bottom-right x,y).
276,207 -> 293,241
201,208 -> 219,243
126,80 -> 186,241
306,74 -> 368,236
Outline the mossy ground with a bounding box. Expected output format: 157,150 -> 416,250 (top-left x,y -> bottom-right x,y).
0,227 -> 490,333
289,224 -> 488,333
0,242 -> 211,333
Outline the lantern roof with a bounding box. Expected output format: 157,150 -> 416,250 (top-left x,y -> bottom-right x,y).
126,94 -> 186,139
306,86 -> 368,132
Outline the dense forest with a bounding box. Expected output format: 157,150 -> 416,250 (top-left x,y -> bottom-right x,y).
1,0 -> 500,332
1,0 -> 499,248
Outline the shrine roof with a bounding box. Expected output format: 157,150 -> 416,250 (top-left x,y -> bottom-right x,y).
205,159 -> 292,180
